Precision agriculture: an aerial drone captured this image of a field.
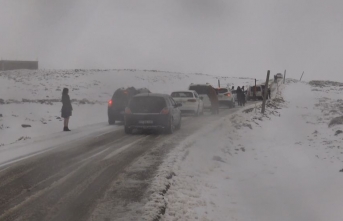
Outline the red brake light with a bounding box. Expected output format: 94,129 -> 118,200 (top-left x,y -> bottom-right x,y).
226,93 -> 231,97
187,99 -> 197,102
108,99 -> 113,107
160,108 -> 170,115
125,107 -> 132,114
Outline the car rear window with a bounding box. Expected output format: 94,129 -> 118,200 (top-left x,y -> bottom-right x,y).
189,85 -> 211,95
129,96 -> 166,113
215,88 -> 228,94
171,92 -> 194,98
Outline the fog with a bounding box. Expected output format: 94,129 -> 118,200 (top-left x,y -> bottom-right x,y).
1,0 -> 343,81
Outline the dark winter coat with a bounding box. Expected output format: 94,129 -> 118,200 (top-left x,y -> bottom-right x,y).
61,94 -> 73,118
236,87 -> 242,100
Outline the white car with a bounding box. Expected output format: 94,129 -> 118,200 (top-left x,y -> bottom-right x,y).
171,90 -> 204,116
215,88 -> 235,108
247,84 -> 265,100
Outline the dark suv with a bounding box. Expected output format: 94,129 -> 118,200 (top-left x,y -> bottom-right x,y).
124,93 -> 182,134
108,87 -> 150,124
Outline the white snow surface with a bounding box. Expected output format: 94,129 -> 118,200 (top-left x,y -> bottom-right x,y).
0,69 -> 254,162
143,79 -> 343,221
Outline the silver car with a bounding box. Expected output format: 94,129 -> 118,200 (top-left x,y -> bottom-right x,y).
215,88 -> 235,108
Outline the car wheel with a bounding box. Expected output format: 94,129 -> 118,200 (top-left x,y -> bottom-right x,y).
124,125 -> 131,134
175,117 -> 181,130
166,118 -> 174,134
194,108 -> 199,117
108,118 -> 115,125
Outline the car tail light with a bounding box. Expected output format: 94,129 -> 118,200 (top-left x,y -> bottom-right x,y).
125,107 -> 132,114
108,99 -> 113,107
226,93 -> 231,97
160,108 -> 170,115
187,99 -> 197,102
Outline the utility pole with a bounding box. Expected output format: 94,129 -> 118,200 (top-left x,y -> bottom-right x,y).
261,70 -> 270,114
218,79 -> 220,88
254,79 -> 257,100
300,71 -> 304,81
283,70 -> 286,84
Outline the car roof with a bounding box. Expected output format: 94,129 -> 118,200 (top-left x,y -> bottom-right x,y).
172,90 -> 196,93
189,83 -> 212,87
134,93 -> 170,98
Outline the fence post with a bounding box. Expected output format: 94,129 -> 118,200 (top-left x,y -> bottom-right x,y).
300,71 -> 304,81
283,70 -> 286,84
261,70 -> 270,114
254,79 -> 257,100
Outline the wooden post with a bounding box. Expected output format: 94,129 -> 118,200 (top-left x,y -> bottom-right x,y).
283,70 -> 286,84
254,79 -> 257,100
300,71 -> 304,81
218,79 -> 220,88
261,70 -> 270,114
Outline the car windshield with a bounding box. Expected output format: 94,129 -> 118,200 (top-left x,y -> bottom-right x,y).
215,88 -> 228,94
129,96 -> 166,113
171,92 -> 194,98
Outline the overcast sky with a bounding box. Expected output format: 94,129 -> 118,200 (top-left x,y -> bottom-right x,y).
1,0 -> 342,81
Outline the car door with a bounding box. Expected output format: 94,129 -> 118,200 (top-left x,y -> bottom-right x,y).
169,97 -> 181,125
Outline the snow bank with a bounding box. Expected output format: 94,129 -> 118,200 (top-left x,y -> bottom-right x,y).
143,79 -> 343,221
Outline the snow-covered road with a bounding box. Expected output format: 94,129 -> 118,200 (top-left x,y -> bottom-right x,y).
0,107 -> 246,221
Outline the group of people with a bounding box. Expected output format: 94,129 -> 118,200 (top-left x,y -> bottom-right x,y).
232,86 -> 246,107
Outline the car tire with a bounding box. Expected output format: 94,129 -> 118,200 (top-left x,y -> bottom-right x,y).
194,108 -> 199,117
124,125 -> 131,134
108,118 -> 115,125
175,117 -> 181,130
166,118 -> 174,134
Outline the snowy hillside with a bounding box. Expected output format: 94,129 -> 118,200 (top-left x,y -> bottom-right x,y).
143,79 -> 343,221
0,69 -> 256,147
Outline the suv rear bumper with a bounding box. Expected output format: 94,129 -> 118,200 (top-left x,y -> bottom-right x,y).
125,114 -> 170,130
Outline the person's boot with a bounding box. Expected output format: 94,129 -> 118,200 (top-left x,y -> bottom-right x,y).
63,126 -> 71,131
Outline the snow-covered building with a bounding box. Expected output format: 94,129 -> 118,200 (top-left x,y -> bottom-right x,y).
0,60 -> 38,71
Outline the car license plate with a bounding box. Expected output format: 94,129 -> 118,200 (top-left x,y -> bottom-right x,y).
219,95 -> 224,98
139,120 -> 153,124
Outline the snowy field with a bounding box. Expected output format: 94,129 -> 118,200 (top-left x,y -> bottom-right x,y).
0,69 -> 256,147
143,79 -> 343,221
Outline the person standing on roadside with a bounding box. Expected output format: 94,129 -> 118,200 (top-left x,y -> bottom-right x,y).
268,87 -> 271,100
241,86 -> 246,106
61,88 -> 72,131
237,86 -> 242,106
